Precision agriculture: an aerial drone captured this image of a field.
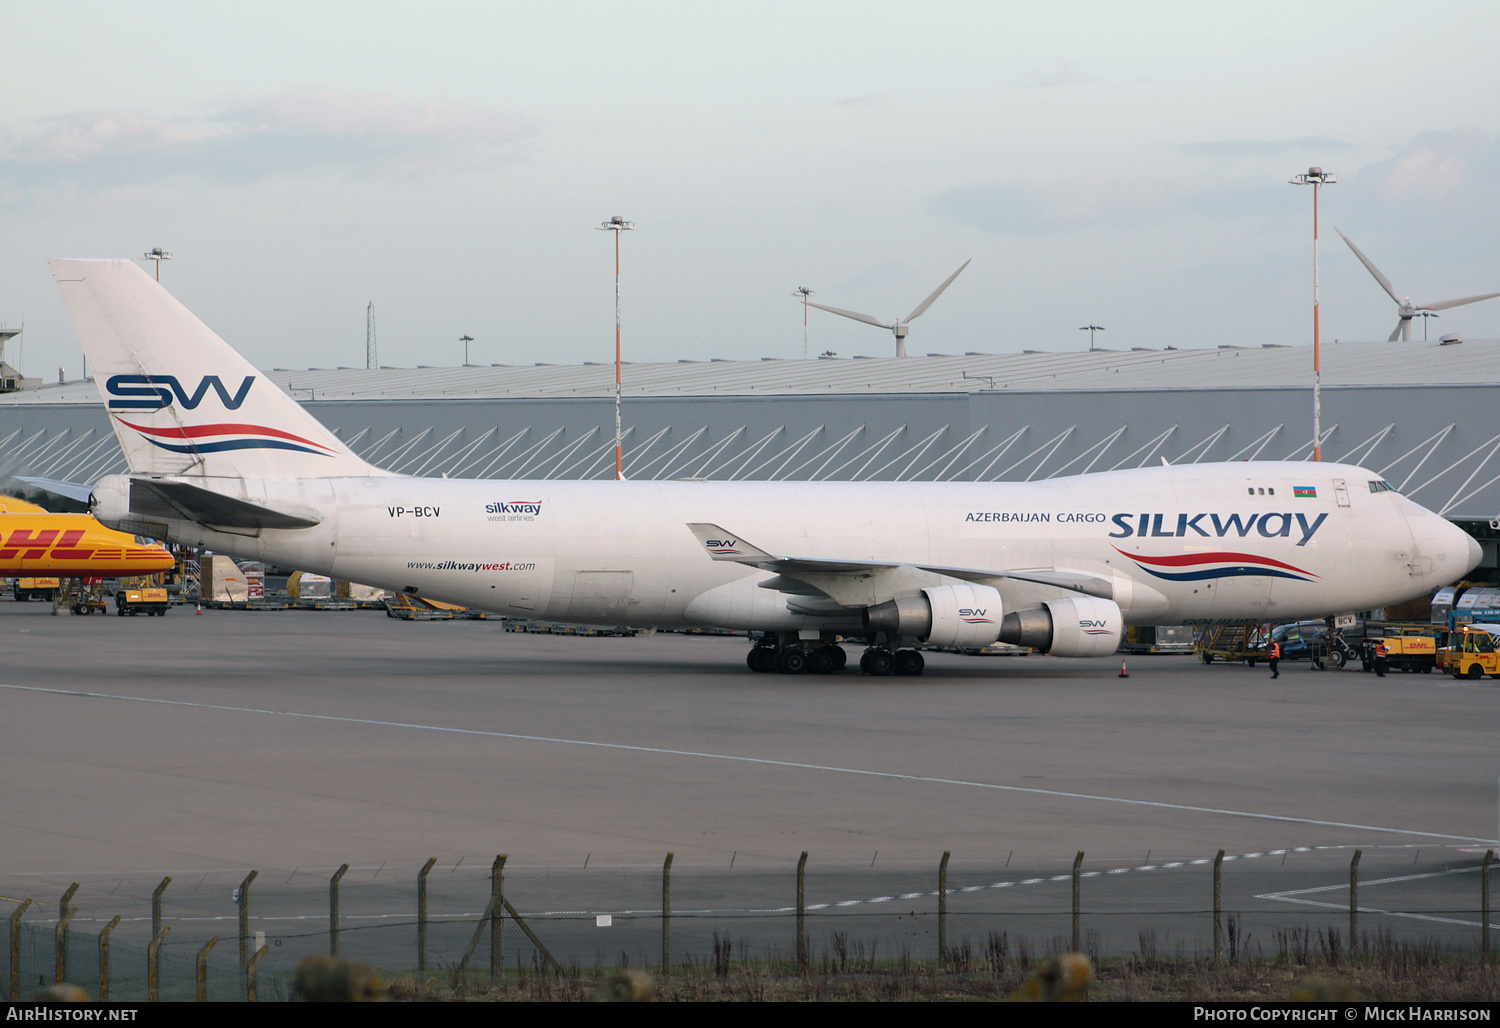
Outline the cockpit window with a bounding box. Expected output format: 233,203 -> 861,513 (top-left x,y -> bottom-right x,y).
1368,480 -> 1395,493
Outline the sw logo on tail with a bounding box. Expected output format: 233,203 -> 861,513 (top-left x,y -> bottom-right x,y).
106,374 -> 255,411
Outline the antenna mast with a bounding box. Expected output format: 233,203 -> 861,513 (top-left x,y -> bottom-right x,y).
366,302 -> 378,370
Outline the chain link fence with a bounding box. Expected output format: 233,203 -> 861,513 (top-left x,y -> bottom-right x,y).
7,846 -> 1495,1001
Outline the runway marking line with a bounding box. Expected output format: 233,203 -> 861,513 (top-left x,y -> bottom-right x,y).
23,847 -> 1490,931
2,682 -> 1493,846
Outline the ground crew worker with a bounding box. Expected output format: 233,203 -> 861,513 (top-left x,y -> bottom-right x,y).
1374,640 -> 1389,678
1269,639 -> 1281,679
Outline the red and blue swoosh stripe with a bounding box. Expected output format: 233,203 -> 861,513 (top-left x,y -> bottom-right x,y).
1115,546 -> 1318,583
114,415 -> 338,457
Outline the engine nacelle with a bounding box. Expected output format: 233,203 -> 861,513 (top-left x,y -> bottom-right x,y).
998,596 -> 1124,657
863,584 -> 1003,648
1043,596 -> 1123,657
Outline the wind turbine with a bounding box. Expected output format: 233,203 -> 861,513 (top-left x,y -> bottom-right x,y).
804,260 -> 970,357
1335,228 -> 1500,342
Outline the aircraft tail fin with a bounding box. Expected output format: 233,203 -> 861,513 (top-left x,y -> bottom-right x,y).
50,258 -> 380,480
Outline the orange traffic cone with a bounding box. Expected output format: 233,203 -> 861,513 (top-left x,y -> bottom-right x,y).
1118,658 -> 1129,678
196,601 -> 202,615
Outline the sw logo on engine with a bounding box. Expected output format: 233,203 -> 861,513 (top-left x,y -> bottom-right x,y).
106,374 -> 255,411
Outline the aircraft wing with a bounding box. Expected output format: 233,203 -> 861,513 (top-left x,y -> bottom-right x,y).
686,522 -> 1115,604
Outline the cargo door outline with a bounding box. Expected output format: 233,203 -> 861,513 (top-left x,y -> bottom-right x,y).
565,570 -> 635,622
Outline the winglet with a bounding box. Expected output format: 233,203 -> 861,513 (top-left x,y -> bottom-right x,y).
686,524 -> 777,563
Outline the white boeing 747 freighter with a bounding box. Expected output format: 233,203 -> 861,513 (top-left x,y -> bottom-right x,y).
51,259 -> 1481,676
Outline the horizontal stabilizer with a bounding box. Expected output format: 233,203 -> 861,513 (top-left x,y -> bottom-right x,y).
13,476 -> 95,504
131,478 -> 321,530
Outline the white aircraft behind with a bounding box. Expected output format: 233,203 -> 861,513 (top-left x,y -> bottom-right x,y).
52,259 -> 1480,676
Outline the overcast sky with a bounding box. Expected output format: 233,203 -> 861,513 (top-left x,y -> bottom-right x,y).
3,1 -> 1499,377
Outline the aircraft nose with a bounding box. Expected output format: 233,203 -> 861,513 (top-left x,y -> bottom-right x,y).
1434,516 -> 1482,582
1420,515 -> 1483,583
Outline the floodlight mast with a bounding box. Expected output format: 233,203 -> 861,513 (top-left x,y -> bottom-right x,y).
793,287 -> 814,359
460,334 -> 474,366
597,216 -> 635,480
142,248 -> 172,282
1079,323 -> 1105,351
1290,166 -> 1335,461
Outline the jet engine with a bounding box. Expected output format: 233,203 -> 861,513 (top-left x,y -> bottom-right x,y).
862,583 -> 1003,648
997,596 -> 1123,657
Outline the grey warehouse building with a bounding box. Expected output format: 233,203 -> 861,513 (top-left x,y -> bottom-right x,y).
2,337 -> 1498,573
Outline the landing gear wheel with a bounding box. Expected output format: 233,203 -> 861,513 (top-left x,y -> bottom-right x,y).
776,649 -> 807,674
809,647 -> 838,674
1331,650 -> 1348,669
828,645 -> 847,670
863,649 -> 894,676
893,649 -> 925,676
747,648 -> 771,673
72,604 -> 87,616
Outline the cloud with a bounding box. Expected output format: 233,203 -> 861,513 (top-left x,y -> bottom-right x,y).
0,93 -> 540,194
1367,128 -> 1492,204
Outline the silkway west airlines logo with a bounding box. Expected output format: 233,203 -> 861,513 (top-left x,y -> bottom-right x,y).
1116,548 -> 1319,584
105,375 -> 339,457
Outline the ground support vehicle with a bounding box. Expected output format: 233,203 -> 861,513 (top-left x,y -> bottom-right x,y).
12,577 -> 60,602
384,593 -> 491,620
1195,623 -> 1270,665
55,578 -> 106,615
1443,623 -> 1500,679
1348,622 -> 1442,673
115,587 -> 169,616
1245,620 -> 1357,669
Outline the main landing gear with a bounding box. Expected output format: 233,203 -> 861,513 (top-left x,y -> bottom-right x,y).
746,634 -> 926,676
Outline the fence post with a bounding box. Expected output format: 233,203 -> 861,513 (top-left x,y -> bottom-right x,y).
9,898 -> 33,1000
490,855 -> 506,982
417,857 -> 436,976
146,926 -> 169,1002
329,864 -> 349,957
97,916 -> 120,1001
196,936 -> 218,1002
938,851 -> 951,965
796,851 -> 808,972
1213,849 -> 1225,963
1071,851 -> 1085,953
55,906 -> 76,985
245,944 -> 268,1002
1349,849 -> 1362,956
237,870 -> 258,968
58,883 -> 78,925
151,876 -> 171,942
1483,849 -> 1493,962
661,852 -> 673,975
